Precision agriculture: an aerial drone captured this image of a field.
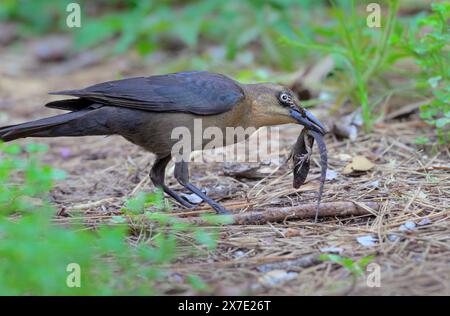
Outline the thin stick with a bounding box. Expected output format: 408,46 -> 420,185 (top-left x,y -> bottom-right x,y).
184,201 -> 379,226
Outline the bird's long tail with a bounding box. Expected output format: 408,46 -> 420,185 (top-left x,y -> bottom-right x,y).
0,109 -> 110,142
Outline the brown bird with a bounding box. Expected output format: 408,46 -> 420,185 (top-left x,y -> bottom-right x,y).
0,71 -> 326,214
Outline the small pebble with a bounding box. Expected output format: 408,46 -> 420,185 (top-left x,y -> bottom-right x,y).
357,235 -> 377,247
399,220 -> 416,232
418,218 -> 431,226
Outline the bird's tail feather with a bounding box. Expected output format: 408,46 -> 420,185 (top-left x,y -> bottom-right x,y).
0,109 -> 105,142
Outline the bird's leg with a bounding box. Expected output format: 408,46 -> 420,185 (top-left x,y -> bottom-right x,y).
149,154 -> 194,208
174,160 -> 230,215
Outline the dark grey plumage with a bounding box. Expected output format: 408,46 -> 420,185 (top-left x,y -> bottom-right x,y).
48,71 -> 244,115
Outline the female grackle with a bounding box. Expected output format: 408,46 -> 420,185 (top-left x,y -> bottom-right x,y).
0,71 -> 326,214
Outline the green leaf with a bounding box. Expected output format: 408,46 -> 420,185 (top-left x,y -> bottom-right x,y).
125,192 -> 147,213
428,76 -> 442,88
146,212 -> 174,224
74,18 -> 117,50
25,143 -> 48,153
136,40 -> 156,55
186,274 -> 208,291
320,254 -> 344,264
145,190 -> 164,210
195,230 -> 217,250
435,117 -> 450,128
2,143 -> 21,155
358,255 -> 375,268
413,137 -> 430,145
110,216 -> 127,224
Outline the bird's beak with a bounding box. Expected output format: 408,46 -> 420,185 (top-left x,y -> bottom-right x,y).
290,107 -> 327,135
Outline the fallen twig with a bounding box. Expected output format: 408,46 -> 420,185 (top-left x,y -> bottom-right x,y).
184,201 -> 379,226
68,197 -> 116,211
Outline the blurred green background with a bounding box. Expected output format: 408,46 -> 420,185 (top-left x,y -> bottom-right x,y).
1,0 -> 447,140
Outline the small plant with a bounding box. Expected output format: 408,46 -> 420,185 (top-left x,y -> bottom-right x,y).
280,1 -> 448,142
320,254 -> 374,293
0,142 -> 224,295
320,254 -> 374,278
402,2 -> 449,143
281,0 -> 400,131
0,142 -> 65,216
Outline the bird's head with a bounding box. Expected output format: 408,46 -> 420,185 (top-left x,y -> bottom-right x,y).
244,83 -> 327,135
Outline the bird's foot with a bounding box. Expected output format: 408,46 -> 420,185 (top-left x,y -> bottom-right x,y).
175,197 -> 196,209
182,183 -> 231,215
211,203 -> 231,215
181,195 -> 230,214
161,185 -> 195,209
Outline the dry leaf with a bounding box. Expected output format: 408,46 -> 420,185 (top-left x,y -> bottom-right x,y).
343,155 -> 375,174
342,164 -> 354,174
352,156 -> 375,171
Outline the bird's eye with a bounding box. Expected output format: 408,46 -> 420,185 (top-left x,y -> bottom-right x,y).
279,92 -> 292,105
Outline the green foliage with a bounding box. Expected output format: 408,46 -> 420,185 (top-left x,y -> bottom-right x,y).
0,142 -> 221,295
123,189 -> 164,214
186,274 -> 208,292
70,0 -> 322,68
0,142 -> 64,216
282,0 -> 448,141
401,2 -> 449,143
1,0 -> 326,69
1,1 -> 447,141
0,0 -> 71,34
282,0 -> 401,131
320,254 -> 374,278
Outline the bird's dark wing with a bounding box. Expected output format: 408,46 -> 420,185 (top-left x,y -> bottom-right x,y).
48,71 -> 245,115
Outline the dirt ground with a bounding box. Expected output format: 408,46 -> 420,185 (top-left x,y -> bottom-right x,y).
1,48 -> 449,295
